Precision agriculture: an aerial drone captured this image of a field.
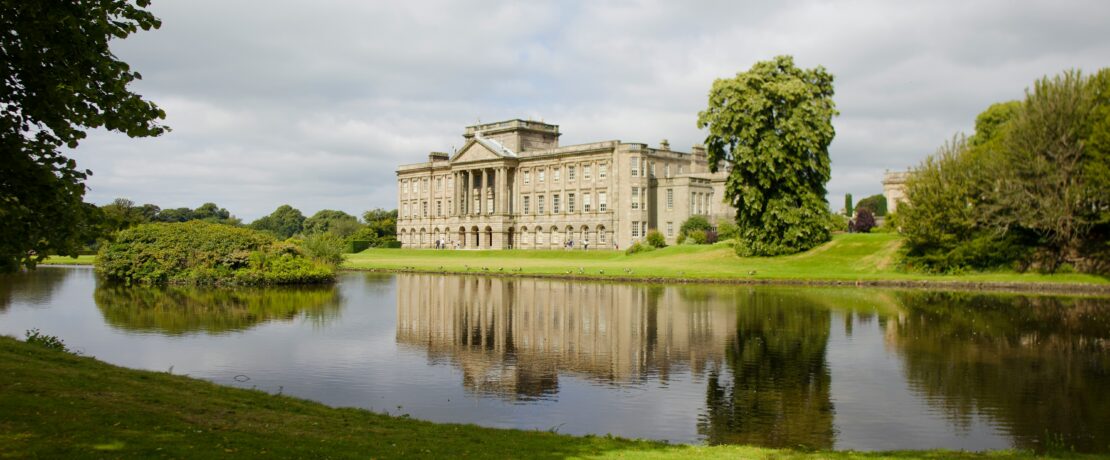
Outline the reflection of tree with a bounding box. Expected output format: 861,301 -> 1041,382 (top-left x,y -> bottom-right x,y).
95,283 -> 341,335
0,267 -> 73,312
699,291 -> 834,449
889,291 -> 1110,453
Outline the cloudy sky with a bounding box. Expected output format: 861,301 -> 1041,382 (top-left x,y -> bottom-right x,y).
72,0 -> 1110,221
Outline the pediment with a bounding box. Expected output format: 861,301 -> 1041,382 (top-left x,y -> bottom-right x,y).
451,140 -> 499,163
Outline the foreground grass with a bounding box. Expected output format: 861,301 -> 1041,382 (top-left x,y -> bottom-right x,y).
345,234 -> 1108,288
0,336 -> 1088,459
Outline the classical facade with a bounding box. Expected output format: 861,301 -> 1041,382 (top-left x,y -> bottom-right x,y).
882,170 -> 910,213
395,119 -> 735,249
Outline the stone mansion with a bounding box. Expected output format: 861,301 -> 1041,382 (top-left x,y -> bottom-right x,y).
395,119 -> 735,249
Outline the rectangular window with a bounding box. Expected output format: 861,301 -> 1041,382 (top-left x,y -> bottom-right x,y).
524,170 -> 531,184
436,200 -> 442,216
437,177 -> 443,191
568,193 -> 576,213
630,158 -> 639,176
583,193 -> 592,212
599,163 -> 608,179
423,178 -> 429,192
667,221 -> 674,236
632,221 -> 640,238
632,187 -> 640,209
403,181 -> 409,195
539,169 -> 545,183
691,193 -> 696,213
584,164 -> 591,180
665,164 -> 670,178
568,166 -> 576,181
599,191 -> 607,212
642,222 -> 647,237
523,195 -> 531,214
553,194 -> 561,213
422,201 -> 428,218
554,168 -> 561,182
639,159 -> 645,177
403,203 -> 408,218
650,162 -> 656,178
666,189 -> 674,210
538,195 -> 545,214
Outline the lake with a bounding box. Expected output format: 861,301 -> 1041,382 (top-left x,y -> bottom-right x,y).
1,267 -> 1108,452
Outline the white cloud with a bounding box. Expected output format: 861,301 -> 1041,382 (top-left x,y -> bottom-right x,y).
70,0 -> 1110,220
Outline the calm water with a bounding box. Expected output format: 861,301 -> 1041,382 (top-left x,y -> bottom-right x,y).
2,267 -> 1109,452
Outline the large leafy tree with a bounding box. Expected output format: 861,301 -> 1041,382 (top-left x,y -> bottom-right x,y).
303,210 -> 360,238
1,0 -> 167,271
698,56 -> 838,256
249,204 -> 306,239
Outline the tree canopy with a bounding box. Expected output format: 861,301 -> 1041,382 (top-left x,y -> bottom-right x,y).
697,55 -> 838,256
249,205 -> 306,239
0,0 -> 167,271
899,69 -> 1110,273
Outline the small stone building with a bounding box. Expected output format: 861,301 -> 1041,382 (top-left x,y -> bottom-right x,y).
395,119 -> 735,249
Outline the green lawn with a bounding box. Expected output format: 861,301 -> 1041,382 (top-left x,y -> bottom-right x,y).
345,233 -> 1109,288
39,254 -> 96,265
0,336 -> 1090,459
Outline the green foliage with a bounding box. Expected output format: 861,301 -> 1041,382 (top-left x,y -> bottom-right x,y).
304,210 -> 360,238
675,233 -> 687,245
362,208 -> 398,244
0,1 -> 167,272
346,240 -> 371,253
249,204 -> 305,239
24,329 -> 67,352
624,241 -> 657,255
716,221 -> 740,241
301,233 -> 345,267
825,213 -> 849,233
698,55 -> 836,256
645,229 -> 667,248
687,230 -> 708,245
855,194 -> 887,216
679,216 -> 712,237
844,194 -> 853,216
96,221 -> 333,285
900,69 -> 1110,274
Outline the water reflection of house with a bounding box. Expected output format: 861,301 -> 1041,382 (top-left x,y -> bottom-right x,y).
395,274 -> 735,399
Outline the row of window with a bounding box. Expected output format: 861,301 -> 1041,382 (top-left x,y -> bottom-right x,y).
522,192 -> 607,214
629,157 -> 685,178
522,162 -> 607,185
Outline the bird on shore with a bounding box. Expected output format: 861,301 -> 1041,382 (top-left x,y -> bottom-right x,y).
498,267 -> 504,272
599,269 -> 604,274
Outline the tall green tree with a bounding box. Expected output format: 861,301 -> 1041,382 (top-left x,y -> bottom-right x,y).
303,210 -> 360,238
855,194 -> 887,216
249,205 -> 306,239
698,55 -> 838,256
1,0 -> 167,271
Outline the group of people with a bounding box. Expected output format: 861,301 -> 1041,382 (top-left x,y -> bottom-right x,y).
564,239 -> 589,250
433,239 -> 459,250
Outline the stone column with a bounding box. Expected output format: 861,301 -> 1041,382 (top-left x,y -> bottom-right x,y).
479,169 -> 487,216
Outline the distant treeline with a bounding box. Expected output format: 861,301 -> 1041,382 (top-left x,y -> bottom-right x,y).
93,199 -> 398,253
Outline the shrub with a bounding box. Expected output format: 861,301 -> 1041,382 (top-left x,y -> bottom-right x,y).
624,241 -> 657,255
826,213 -> 849,233
687,230 -> 708,245
676,233 -> 687,245
96,221 -> 334,285
380,238 -> 402,248
25,329 -> 68,352
716,221 -> 740,241
645,229 -> 666,248
346,240 -> 371,253
851,209 -> 876,233
301,233 -> 345,267
679,216 -> 712,237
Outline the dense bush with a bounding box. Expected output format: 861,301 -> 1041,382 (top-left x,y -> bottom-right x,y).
716,221 -> 740,241
346,240 -> 371,253
624,241 -> 657,255
900,68 -> 1110,274
851,209 -> 876,233
855,194 -> 887,216
301,233 -> 345,267
679,216 -> 713,236
687,230 -> 708,245
96,221 -> 334,285
646,229 -> 667,248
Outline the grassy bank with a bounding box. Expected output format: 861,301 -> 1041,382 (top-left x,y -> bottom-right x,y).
39,254 -> 96,265
344,234 -> 1108,290
0,336 -> 1089,459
